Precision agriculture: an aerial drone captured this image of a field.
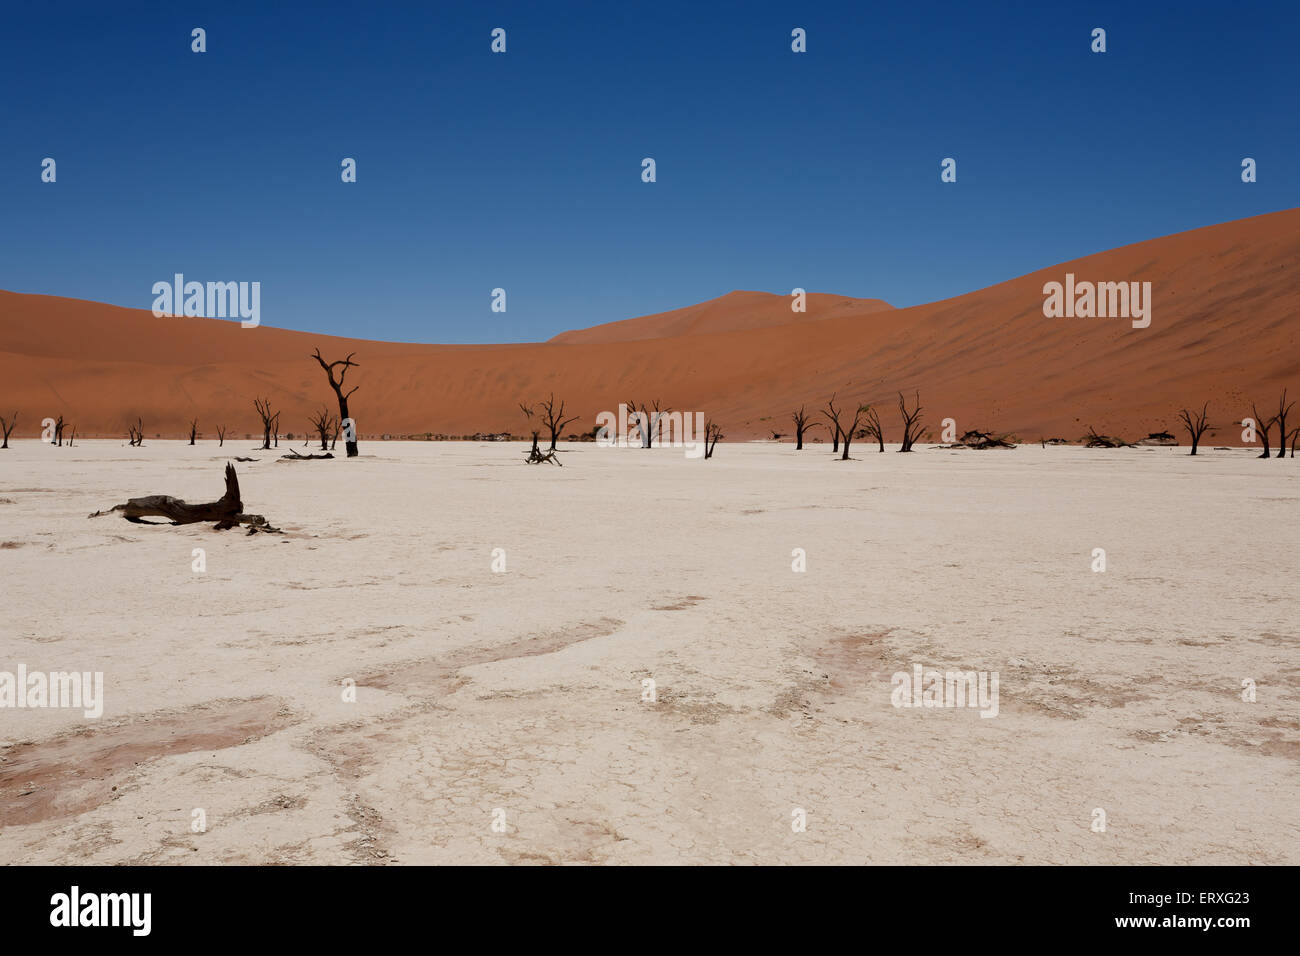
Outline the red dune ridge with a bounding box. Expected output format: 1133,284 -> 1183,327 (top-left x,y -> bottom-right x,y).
1,209 -> 1297,444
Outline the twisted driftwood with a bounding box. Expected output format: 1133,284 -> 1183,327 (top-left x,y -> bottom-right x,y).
88,463 -> 280,533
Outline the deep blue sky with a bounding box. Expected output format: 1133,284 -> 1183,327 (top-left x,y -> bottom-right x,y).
1,1 -> 1295,343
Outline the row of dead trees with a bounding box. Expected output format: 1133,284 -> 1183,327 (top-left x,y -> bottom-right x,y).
793,391 -> 926,460
1245,389 -> 1298,458
515,395 -> 722,461
4,413 -> 75,447
77,348 -> 362,455
118,349 -> 361,453
1160,389 -> 1297,457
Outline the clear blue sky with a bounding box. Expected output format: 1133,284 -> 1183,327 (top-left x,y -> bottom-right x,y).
1,0 -> 1295,343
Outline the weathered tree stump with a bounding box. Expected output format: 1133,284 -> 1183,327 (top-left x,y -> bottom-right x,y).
88,463 -> 280,533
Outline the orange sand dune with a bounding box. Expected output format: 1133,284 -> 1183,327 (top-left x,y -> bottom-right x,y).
548,290 -> 895,344
1,208 -> 1297,443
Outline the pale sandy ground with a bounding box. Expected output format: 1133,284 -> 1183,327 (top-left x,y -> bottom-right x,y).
0,439 -> 1296,865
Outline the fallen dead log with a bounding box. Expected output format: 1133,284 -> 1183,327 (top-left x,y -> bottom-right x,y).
88,463 -> 280,533
279,449 -> 334,460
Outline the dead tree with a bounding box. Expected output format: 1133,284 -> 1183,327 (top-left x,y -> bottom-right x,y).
862,405 -> 885,452
88,463 -> 280,533
272,412 -> 281,448
704,420 -> 723,459
53,415 -> 65,447
312,349 -> 360,457
822,395 -> 865,461
216,425 -> 227,447
1176,403 -> 1210,455
898,391 -> 926,452
66,426 -> 75,447
188,418 -> 198,446
0,412 -> 15,449
127,418 -> 144,447
1275,389 -> 1296,462
308,407 -> 337,451
626,399 -> 669,448
822,393 -> 842,454
791,405 -> 819,450
1249,402 -> 1276,458
254,398 -> 277,450
523,426 -> 562,465
538,393 -> 580,452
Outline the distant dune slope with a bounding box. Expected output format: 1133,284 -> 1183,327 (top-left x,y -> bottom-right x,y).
1,208 -> 1297,442
547,290 -> 895,344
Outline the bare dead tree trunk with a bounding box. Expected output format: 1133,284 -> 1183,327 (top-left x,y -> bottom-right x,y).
272,412 -> 280,448
189,418 -> 198,445
127,418 -> 145,447
66,426 -> 75,447
843,406 -> 865,460
1177,403 -> 1210,455
312,349 -> 360,457
1276,389 -> 1296,463
217,425 -> 227,447
624,400 -> 642,448
862,405 -> 884,452
791,405 -> 818,450
822,394 -> 864,460
1250,403 -> 1275,458
538,393 -> 580,451
898,391 -> 926,452
254,398 -> 276,450
704,420 -> 723,459
626,399 -> 669,448
308,408 -> 336,451
520,406 -> 560,465
0,412 -> 15,449
823,394 -> 843,454
54,415 -> 65,447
